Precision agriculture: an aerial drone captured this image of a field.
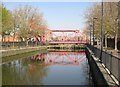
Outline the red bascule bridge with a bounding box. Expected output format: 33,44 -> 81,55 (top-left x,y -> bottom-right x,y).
46,29 -> 89,44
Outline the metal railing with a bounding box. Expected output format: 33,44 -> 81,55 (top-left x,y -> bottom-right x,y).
86,44 -> 120,85
0,42 -> 47,50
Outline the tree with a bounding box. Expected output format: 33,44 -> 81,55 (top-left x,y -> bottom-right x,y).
1,5 -> 13,42
12,5 -> 47,46
84,2 -> 118,50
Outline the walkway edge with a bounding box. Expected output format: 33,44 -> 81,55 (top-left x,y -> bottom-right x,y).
1,46 -> 47,58
85,47 -> 117,86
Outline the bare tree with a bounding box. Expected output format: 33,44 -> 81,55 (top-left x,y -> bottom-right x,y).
12,5 -> 47,47
84,2 -> 118,50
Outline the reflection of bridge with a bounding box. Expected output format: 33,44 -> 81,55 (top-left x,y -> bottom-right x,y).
46,52 -> 86,65
30,52 -> 86,66
47,30 -> 89,44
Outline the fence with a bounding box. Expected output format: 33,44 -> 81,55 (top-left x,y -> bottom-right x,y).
85,47 -> 108,86
0,41 -> 47,50
87,44 -> 120,85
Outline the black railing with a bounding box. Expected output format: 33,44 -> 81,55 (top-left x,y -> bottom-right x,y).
86,44 -> 120,85
0,41 -> 46,50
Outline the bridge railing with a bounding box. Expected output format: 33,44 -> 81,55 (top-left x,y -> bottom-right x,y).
86,44 -> 120,85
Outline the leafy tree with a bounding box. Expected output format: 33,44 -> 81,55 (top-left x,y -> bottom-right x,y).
1,5 -> 13,42
84,2 -> 118,50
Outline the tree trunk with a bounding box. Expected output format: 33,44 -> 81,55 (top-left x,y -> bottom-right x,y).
118,1 -> 120,51
97,38 -> 99,48
12,33 -> 16,48
2,35 -> 4,49
115,34 -> 118,50
26,41 -> 28,47
105,36 -> 107,48
2,35 -> 4,42
19,37 -> 23,48
26,38 -> 29,47
8,35 -> 10,49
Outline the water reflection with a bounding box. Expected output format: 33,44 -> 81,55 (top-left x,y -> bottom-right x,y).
2,56 -> 48,85
2,51 -> 90,85
44,52 -> 86,66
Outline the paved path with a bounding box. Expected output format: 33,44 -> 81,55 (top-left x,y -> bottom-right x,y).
96,46 -> 120,58
108,50 -> 120,58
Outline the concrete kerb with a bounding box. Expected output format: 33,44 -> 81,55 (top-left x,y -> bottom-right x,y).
1,46 -> 47,58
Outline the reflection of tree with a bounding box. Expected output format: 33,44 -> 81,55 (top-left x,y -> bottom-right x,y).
2,54 -> 48,85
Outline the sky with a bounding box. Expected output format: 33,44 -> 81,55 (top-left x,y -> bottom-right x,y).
3,2 -> 95,31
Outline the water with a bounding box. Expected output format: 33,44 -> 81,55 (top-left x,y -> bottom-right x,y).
2,51 -> 91,85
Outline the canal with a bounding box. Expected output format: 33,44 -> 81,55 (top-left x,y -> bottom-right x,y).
2,51 -> 92,85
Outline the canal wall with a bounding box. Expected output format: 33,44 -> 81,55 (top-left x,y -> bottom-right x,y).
85,47 -> 117,86
47,44 -> 85,52
2,46 -> 47,58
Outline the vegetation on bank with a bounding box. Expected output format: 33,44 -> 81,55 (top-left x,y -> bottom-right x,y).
84,2 -> 120,50
1,4 -> 48,46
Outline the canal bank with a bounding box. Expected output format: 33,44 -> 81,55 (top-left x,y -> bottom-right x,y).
1,46 -> 47,63
85,47 -> 118,86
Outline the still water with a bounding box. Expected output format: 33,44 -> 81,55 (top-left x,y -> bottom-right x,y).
2,51 -> 91,85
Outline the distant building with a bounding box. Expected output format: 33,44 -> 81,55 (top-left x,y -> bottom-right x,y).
0,34 -> 19,42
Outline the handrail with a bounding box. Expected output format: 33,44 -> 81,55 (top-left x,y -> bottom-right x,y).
86,44 -> 120,85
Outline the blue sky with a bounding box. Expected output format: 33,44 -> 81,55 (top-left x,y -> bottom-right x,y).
4,2 -> 94,30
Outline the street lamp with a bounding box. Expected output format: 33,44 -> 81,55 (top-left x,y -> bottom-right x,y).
118,1 -> 120,52
89,24 -> 92,45
93,17 -> 97,46
100,0 -> 104,62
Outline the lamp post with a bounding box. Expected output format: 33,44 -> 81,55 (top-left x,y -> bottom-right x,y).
100,0 -> 104,62
5,31 -> 9,42
93,17 -> 97,46
118,1 -> 120,52
5,31 -> 10,48
90,24 -> 92,45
